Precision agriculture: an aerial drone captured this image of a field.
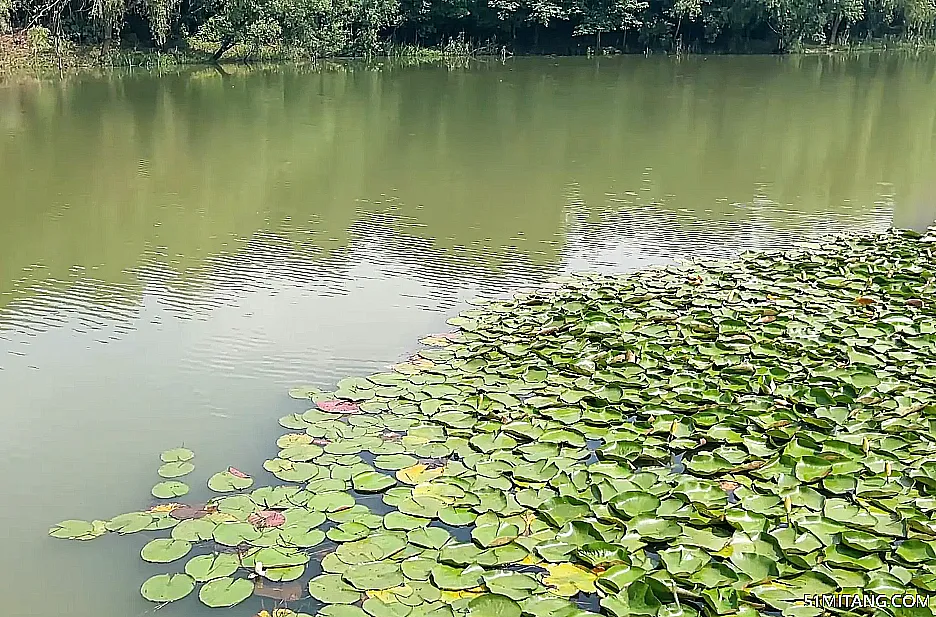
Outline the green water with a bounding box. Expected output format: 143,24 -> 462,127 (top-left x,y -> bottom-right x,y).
1,54 -> 935,617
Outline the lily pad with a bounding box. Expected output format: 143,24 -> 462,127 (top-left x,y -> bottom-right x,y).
152,481 -> 189,499
208,470 -> 254,492
158,461 -> 195,478
141,538 -> 192,563
49,519 -> 106,540
160,448 -> 195,463
309,574 -> 362,603
344,561 -> 405,590
140,573 -> 195,603
467,594 -> 521,617
353,471 -> 397,493
185,553 -> 240,581
105,512 -> 153,534
199,576 -> 254,607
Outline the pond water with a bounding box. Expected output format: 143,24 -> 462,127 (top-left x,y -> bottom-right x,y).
1,53 -> 935,617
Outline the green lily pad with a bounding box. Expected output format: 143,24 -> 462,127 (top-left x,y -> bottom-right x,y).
171,518 -> 217,542
158,461 -> 195,478
628,515 -> 682,541
482,571 -> 541,601
105,512 -> 153,534
49,519 -> 106,540
431,564 -> 484,590
385,511 -> 432,530
794,456 -> 833,483
309,573 -> 362,603
344,561 -> 405,590
213,521 -> 262,546
609,491 -> 661,519
152,481 -> 189,499
353,471 -> 397,493
185,553 -> 240,581
160,448 -> 195,463
467,594 -> 521,617
895,539 -> 936,563
140,573 -> 195,603
141,538 -> 192,563
198,576 -> 254,607
322,606 -> 370,617
375,454 -> 420,470
336,534 -> 408,564
208,470 -> 254,492
539,496 -> 591,527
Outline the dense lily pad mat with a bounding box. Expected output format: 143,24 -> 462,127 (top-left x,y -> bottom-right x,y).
51,227 -> 936,616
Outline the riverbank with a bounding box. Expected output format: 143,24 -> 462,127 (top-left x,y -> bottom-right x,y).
49,225 -> 936,615
4,27 -> 936,77
0,28 -> 488,76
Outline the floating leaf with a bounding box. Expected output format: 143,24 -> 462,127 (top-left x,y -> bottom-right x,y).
542,563 -> 597,596
319,400 -> 363,413
376,454 -> 419,470
158,461 -> 195,478
199,576 -> 254,607
185,553 -> 240,582
161,448 -> 195,463
354,471 -> 397,493
141,538 -> 192,563
467,594 -> 521,617
171,518 -> 217,542
431,564 -> 484,590
152,481 -> 189,499
345,561 -> 406,590
49,519 -> 106,540
397,464 -> 445,485
213,521 -> 262,546
140,573 -> 195,603
248,510 -> 286,528
309,574 -> 363,603
209,470 -> 254,492
289,385 -> 324,400
105,512 -> 153,534
539,497 -> 591,527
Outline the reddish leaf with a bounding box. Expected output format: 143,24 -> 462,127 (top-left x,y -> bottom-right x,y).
228,467 -> 250,479
248,510 -> 286,529
317,400 -> 361,413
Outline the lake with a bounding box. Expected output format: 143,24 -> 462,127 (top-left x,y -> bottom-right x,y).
1,53 -> 935,617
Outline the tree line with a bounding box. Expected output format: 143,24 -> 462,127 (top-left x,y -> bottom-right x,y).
2,0 -> 935,60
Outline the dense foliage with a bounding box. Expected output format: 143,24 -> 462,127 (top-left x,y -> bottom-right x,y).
2,0 -> 936,58
52,226 -> 936,616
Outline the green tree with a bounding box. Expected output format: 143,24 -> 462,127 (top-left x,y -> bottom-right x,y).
668,0 -> 703,45
824,0 -> 863,43
572,0 -> 647,50
764,0 -> 824,50
901,0 -> 936,37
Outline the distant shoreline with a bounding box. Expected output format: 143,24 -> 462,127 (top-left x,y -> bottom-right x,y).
3,30 -> 936,78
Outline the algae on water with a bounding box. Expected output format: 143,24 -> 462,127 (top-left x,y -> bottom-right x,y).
51,227 -> 936,615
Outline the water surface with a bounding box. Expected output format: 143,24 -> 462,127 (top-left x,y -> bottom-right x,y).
1,53 -> 935,617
